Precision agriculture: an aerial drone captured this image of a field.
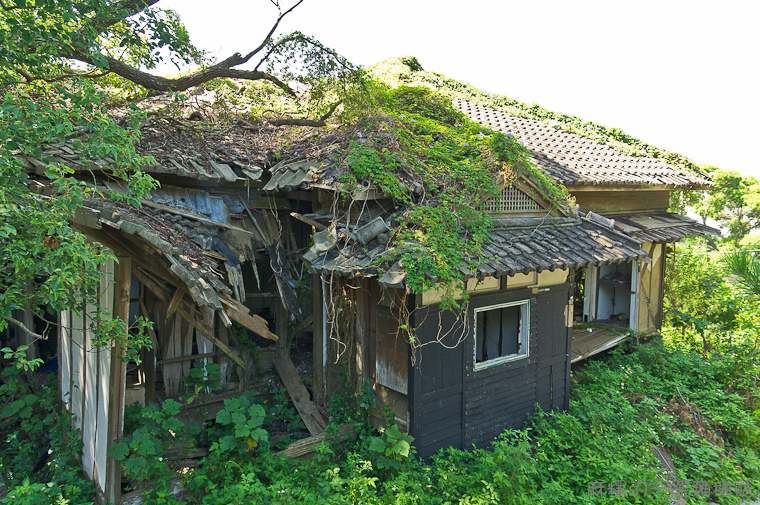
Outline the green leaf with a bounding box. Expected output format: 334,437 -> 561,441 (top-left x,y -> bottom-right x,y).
109,442 -> 129,460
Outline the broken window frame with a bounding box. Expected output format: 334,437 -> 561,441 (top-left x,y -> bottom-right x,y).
473,300 -> 530,370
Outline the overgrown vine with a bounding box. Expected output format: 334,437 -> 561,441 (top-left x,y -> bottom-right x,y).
319,82 -> 570,351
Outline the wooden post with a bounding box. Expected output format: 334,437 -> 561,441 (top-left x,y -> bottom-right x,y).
105,255 -> 131,505
275,299 -> 289,358
354,279 -> 367,391
138,292 -> 157,405
312,274 -> 323,403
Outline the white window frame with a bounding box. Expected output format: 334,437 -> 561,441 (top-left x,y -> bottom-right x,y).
473,299 -> 530,370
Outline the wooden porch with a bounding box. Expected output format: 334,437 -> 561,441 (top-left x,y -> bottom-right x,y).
571,325 -> 630,364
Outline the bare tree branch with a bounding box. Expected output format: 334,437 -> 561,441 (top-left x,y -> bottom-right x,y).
66,0 -> 305,93
69,51 -> 296,94
237,0 -> 304,65
266,99 -> 343,127
5,317 -> 45,342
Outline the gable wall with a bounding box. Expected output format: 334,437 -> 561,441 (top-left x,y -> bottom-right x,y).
571,190 -> 670,216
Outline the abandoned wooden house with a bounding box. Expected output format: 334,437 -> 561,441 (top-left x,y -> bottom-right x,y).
8,87 -> 718,501
454,100 -> 719,355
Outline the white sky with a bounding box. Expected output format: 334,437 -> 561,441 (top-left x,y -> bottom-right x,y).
159,0 -> 760,179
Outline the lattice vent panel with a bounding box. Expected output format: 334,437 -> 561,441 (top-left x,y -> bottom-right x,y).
479,185 -> 541,212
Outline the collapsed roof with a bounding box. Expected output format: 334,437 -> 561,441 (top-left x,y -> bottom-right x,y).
16,81 -> 717,314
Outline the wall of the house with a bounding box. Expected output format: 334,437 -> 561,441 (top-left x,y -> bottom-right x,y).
59,257 -> 116,494
409,276 -> 572,459
636,243 -> 666,333
316,277 -> 412,430
571,190 -> 670,216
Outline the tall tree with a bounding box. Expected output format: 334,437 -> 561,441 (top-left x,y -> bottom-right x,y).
694,167 -> 760,246
0,0 -> 350,363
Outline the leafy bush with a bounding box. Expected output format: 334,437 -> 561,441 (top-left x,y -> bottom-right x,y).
209,393 -> 268,456
109,399 -> 195,481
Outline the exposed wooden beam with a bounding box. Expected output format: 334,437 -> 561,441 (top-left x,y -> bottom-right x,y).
219,295 -> 278,341
290,212 -> 327,231
174,305 -> 245,369
274,355 -> 327,437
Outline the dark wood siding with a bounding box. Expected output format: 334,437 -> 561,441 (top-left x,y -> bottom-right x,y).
411,284 -> 572,457
411,305 -> 466,458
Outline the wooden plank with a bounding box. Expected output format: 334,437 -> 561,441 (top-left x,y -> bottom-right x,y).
59,310 -> 72,408
215,316 -> 232,383
163,314 -> 184,398
220,295 -> 278,341
290,211 -> 327,231
70,308 -> 85,431
198,307 -> 215,366
276,424 -> 355,459
273,355 -> 327,436
138,296 -> 157,404
95,257 -> 115,493
375,309 -> 407,394
181,314 -> 194,377
105,255 -> 131,505
82,301 -> 99,479
312,274 -> 324,403
175,305 -> 245,370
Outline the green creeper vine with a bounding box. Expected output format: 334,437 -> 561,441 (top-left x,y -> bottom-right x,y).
370,57 -> 708,210
336,84 -> 570,311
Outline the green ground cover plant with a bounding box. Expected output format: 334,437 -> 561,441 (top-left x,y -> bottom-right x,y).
2,333 -> 758,504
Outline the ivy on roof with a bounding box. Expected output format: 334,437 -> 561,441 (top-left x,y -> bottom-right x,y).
333,83 -> 570,309
369,57 -> 709,182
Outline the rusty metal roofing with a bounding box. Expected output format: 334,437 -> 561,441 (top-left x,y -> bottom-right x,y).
304,216 -> 648,284
454,99 -> 711,189
611,212 -> 721,243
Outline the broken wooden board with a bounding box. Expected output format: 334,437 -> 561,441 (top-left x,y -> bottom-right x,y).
175,305 -> 245,370
273,355 -> 327,437
571,326 -> 629,364
220,295 -> 278,341
276,424 -> 356,459
290,211 -> 327,231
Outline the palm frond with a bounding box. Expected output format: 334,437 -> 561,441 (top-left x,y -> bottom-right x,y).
722,251 -> 760,298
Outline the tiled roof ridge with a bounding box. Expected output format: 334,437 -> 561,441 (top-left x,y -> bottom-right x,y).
454,98 -> 711,189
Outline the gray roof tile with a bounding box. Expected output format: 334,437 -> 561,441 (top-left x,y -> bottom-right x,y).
454,99 -> 711,189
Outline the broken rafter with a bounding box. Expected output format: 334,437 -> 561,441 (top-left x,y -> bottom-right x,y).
174,304 -> 245,369
219,295 -> 278,341
274,355 -> 327,437
290,212 -> 327,231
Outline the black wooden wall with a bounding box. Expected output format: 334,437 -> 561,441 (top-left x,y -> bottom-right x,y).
409,284 -> 572,459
